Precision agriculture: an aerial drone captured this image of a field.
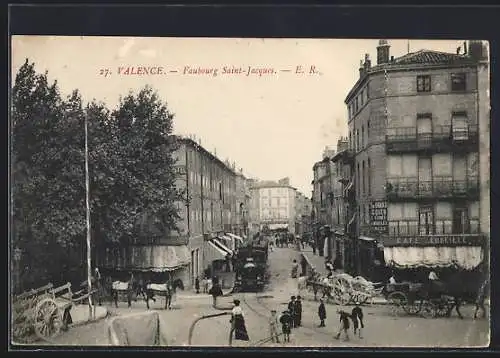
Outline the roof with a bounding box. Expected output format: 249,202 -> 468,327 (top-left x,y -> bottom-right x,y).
176,136 -> 236,175
250,180 -> 297,190
345,49 -> 478,103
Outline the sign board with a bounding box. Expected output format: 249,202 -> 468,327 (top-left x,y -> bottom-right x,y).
173,165 -> 187,176
369,201 -> 388,234
383,234 -> 483,247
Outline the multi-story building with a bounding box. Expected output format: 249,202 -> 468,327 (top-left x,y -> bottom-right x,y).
235,170 -> 251,237
344,39 -> 489,278
171,137 -> 240,286
294,191 -> 312,238
249,180 -> 297,233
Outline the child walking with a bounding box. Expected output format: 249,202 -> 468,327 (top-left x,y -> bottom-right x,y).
269,309 -> 280,343
318,298 -> 326,327
351,302 -> 364,338
334,309 -> 350,341
280,310 -> 292,343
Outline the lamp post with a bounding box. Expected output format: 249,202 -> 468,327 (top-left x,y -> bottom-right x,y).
84,112 -> 94,320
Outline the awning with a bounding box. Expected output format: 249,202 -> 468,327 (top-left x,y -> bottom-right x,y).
359,236 -> 376,242
269,223 -> 289,230
101,245 -> 191,272
383,246 -> 483,270
226,233 -> 244,244
212,238 -> 233,255
218,235 -> 236,251
206,241 -> 228,262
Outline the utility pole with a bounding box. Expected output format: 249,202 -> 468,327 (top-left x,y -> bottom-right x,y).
84,113 -> 94,320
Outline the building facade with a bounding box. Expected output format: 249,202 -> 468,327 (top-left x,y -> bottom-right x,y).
294,191 -> 312,238
249,180 -> 297,234
172,137 -> 239,287
235,170 -> 251,237
344,40 -> 489,278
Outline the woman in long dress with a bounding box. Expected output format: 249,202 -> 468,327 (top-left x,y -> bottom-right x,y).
231,299 -> 250,341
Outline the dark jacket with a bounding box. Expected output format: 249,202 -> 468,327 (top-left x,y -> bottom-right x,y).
351,306 -> 364,327
318,303 -> 326,319
339,311 -> 350,329
294,300 -> 302,316
288,301 -> 295,314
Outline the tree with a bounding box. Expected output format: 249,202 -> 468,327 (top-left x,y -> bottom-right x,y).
11,60 -> 87,289
101,85 -> 185,244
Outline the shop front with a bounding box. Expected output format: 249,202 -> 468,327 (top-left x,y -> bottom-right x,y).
383,234 -> 485,284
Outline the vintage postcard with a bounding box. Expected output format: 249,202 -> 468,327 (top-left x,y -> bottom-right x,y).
10,36 -> 490,348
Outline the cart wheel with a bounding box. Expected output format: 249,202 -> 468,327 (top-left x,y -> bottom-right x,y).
420,301 -> 434,319
387,292 -> 407,317
333,277 -> 352,306
34,298 -> 63,341
433,300 -> 451,318
402,298 -> 423,315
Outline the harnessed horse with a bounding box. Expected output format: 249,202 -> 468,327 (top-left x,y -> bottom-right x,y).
138,278 -> 185,309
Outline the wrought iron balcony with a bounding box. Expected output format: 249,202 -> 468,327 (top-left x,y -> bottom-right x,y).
385,125 -> 478,154
383,220 -> 483,247
386,176 -> 479,201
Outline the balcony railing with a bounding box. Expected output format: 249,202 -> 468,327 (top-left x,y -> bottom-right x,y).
388,219 -> 480,237
386,125 -> 478,153
386,176 -> 479,200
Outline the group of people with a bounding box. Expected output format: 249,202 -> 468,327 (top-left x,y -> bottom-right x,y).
267,296 -> 302,344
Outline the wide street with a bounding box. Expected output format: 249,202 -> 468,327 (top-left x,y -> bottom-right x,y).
42,246 -> 489,347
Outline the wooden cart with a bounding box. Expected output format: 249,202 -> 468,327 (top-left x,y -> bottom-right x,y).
13,282 -> 95,342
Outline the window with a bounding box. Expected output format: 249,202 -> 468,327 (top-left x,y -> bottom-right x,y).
367,120 -> 370,140
362,160 -> 366,194
451,111 -> 469,140
360,91 -> 364,106
418,205 -> 434,235
417,75 -> 431,92
356,130 -> 360,151
357,163 -> 360,197
451,73 -> 466,91
368,158 -> 371,196
349,131 -> 352,149
361,126 -> 365,148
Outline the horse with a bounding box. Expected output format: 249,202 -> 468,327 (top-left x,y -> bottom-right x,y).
417,271 -> 487,319
141,278 -> 185,310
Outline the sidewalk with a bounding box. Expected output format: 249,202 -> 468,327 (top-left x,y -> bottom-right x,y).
69,304 -> 108,327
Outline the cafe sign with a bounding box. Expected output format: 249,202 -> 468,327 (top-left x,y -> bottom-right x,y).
383,234 -> 483,247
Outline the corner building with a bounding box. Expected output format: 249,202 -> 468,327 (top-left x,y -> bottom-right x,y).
344,40 -> 489,279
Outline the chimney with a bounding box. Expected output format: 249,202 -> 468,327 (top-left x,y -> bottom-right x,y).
390,55 -> 395,62
376,39 -> 390,65
363,53 -> 371,70
468,40 -> 485,62
358,59 -> 364,77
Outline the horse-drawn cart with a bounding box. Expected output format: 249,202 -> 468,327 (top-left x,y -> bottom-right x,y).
305,273 -> 384,305
13,282 -> 95,342
385,281 -> 456,318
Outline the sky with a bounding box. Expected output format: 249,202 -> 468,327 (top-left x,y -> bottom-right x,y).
11,37 -> 466,196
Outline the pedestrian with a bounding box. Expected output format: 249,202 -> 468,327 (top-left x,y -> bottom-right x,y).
300,256 -> 307,277
351,302 -> 364,338
230,299 -> 250,342
195,277 -> 200,294
334,309 -> 351,341
269,309 -> 280,343
318,298 -> 326,327
295,295 -> 303,327
291,260 -> 299,279
279,310 -> 292,343
209,278 -> 223,308
311,241 -> 316,255
288,296 -> 297,328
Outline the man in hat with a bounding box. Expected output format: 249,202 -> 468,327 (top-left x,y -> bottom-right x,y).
318,298 -> 326,327
288,296 -> 297,328
295,295 -> 303,327
279,310 -> 292,343
269,309 -> 280,343
351,301 -> 364,338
